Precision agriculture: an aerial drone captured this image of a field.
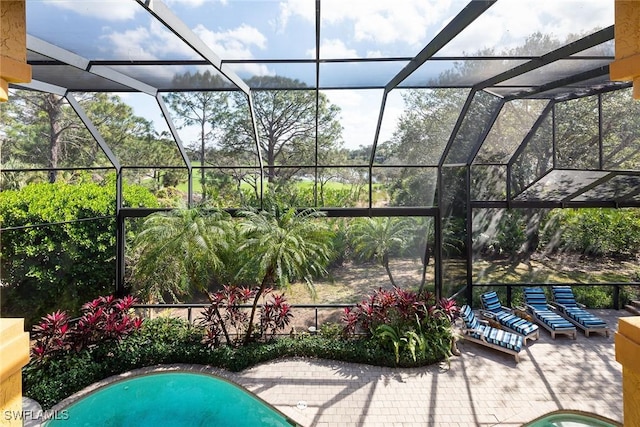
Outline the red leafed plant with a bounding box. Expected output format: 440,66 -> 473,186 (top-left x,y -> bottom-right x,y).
198,285 -> 294,348
31,295 -> 143,361
31,310 -> 71,360
342,288 -> 458,337
259,291 -> 293,340
342,287 -> 429,336
199,285 -> 255,348
73,295 -> 143,350
434,297 -> 460,322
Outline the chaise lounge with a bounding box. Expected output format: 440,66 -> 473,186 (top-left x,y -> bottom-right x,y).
459,304 -> 524,362
480,291 -> 540,344
523,287 -> 577,339
550,286 -> 609,337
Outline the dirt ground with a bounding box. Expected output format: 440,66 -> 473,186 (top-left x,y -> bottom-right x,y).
286,258 -> 431,305
147,254 -> 640,333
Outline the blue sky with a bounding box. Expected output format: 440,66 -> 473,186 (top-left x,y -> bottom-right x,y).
24,0 -> 614,149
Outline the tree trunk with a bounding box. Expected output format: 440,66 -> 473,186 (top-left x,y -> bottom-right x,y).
200,121 -> 206,198
382,253 -> 397,288
267,137 -> 276,183
45,94 -> 63,183
243,265 -> 275,344
212,305 -> 232,346
418,244 -> 430,295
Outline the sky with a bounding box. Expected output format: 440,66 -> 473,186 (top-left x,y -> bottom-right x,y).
25,0 -> 614,149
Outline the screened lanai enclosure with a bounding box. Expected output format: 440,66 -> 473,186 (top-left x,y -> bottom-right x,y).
2,0 -> 640,323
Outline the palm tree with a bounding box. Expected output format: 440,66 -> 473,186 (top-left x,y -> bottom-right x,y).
349,217 -> 415,288
129,208 -> 231,303
237,205 -> 333,344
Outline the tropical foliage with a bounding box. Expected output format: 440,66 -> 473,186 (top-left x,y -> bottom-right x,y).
236,205 -> 333,343
24,287 -> 456,409
0,177 -> 157,324
343,287 -> 459,364
349,217 -> 417,287
198,285 -> 293,347
129,208 -> 231,302
30,295 -> 143,361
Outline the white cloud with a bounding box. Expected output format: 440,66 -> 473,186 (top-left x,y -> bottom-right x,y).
279,0 -> 612,57
103,19 -> 268,62
351,1 -> 451,47
102,18 -> 197,60
193,23 -> 272,75
311,39 -> 359,60
225,62 -> 274,78
279,0 -> 453,48
103,17 -> 271,78
194,23 -> 267,58
440,0 -> 613,55
165,0 -> 227,6
365,50 -> 384,58
324,89 -> 402,149
277,0 -> 315,31
44,0 -> 139,21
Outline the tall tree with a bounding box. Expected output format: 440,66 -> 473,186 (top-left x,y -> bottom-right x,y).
164,71 -> 230,197
349,217 -> 416,288
2,92 -> 71,182
2,90 -> 165,184
220,76 -> 343,184
237,205 -> 333,344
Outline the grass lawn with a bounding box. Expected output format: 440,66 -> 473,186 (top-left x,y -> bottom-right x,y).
171,167 -> 389,205
473,254 -> 638,284
286,254 -> 640,306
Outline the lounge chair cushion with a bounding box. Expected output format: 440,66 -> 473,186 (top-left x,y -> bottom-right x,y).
480,291 -> 539,336
461,304 -> 479,329
551,286 -> 609,332
563,307 -> 608,327
551,287 -> 579,308
523,288 -> 549,311
524,287 -> 575,330
480,291 -> 503,313
460,305 -> 524,352
524,288 -> 574,331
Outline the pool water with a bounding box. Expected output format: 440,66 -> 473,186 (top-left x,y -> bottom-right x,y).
44,372 -> 298,427
525,411 -> 621,427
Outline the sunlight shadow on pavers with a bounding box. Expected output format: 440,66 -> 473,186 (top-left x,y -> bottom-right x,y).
524,346 -> 563,408
459,355 -> 481,425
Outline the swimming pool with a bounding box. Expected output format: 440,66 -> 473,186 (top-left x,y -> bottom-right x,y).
524,410 -> 622,427
44,372 -> 299,427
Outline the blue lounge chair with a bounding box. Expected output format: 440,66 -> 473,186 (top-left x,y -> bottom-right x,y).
523,287 -> 577,339
480,291 -> 539,344
459,304 -> 524,362
550,286 -> 609,337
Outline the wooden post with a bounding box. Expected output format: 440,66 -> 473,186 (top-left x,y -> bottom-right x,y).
611,1 -> 640,99
0,0 -> 32,102
0,319 -> 30,427
615,317 -> 640,425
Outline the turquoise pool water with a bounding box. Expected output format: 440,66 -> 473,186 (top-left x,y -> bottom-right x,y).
525,411 -> 621,427
44,372 -> 298,427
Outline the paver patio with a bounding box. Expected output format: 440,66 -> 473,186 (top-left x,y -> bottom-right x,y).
46,309 -> 630,426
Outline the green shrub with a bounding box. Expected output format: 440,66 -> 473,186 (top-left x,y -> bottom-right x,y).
541,208 -> 640,257
23,316 -> 449,409
0,177 -> 157,325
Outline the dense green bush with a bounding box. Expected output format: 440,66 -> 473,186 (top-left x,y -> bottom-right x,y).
23,316 -> 445,409
473,210 -> 528,256
541,208 -> 640,257
0,176 -> 157,324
